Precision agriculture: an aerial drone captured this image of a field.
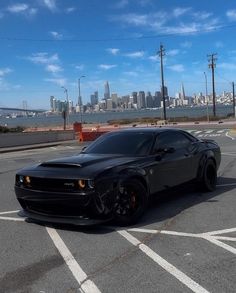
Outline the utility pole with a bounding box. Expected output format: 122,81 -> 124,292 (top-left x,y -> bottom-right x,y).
232,81 -> 236,118
158,44 -> 167,121
204,72 -> 209,122
78,75 -> 85,123
207,53 -> 217,117
61,86 -> 69,128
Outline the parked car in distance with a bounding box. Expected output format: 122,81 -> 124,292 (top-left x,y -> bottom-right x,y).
15,128 -> 221,226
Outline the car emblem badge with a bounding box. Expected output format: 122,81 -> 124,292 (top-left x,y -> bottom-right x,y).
64,182 -> 75,187
150,169 -> 153,175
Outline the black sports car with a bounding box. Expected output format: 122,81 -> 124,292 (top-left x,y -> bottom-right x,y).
15,128 -> 221,225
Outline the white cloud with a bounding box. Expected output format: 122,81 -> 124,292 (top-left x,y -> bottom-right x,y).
113,10 -> 220,36
149,55 -> 159,61
173,7 -> 191,18
167,49 -> 179,56
193,11 -> 212,20
49,31 -> 63,39
75,65 -> 84,71
0,68 -> 12,77
107,48 -> 120,55
7,3 -> 28,13
27,53 -> 59,64
180,41 -> 192,48
226,10 -> 236,21
6,3 -> 37,16
123,71 -> 138,77
43,0 -> 57,12
114,0 -> 129,9
218,63 -> 236,70
215,41 -> 223,48
45,78 -> 66,86
66,7 -> 76,13
168,64 -> 185,72
46,64 -> 62,73
125,51 -> 145,58
98,64 -> 117,70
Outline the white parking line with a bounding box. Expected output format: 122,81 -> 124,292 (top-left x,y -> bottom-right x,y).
46,227 -> 101,293
203,236 -> 236,255
0,216 -> 25,221
205,130 -> 214,134
225,132 -> 235,140
201,227 -> 236,236
0,210 -> 19,215
221,152 -> 236,156
118,230 -> 210,293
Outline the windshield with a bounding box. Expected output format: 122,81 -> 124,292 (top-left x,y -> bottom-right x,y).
83,132 -> 154,155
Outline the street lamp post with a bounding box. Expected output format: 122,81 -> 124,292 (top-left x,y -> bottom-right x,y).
61,86 -> 69,128
78,75 -> 85,123
204,72 -> 209,123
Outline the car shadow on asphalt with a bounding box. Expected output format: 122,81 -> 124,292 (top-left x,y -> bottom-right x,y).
130,176 -> 236,229
27,176 -> 236,234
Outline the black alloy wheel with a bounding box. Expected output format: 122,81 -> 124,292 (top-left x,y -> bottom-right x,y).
200,159 -> 217,191
113,178 -> 148,226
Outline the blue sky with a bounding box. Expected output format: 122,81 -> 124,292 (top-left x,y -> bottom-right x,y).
1,0 -> 236,109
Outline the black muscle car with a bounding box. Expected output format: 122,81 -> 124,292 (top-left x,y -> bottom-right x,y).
15,128 -> 221,225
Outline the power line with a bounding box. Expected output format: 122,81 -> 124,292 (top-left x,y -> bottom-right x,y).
1,23 -> 236,43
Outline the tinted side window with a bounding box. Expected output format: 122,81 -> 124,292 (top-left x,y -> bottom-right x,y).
154,132 -> 192,151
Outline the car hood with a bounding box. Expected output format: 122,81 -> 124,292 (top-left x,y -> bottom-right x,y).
18,153 -> 144,179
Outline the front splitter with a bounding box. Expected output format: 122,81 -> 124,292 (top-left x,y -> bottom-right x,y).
18,209 -> 112,226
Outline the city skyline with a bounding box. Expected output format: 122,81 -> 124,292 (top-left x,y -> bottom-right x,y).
1,0 -> 236,109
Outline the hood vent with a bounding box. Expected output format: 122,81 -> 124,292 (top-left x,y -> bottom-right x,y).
40,162 -> 82,168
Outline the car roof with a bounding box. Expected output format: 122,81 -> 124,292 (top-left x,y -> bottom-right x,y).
107,127 -> 185,134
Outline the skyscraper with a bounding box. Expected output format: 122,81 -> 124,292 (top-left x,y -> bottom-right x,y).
104,81 -> 110,100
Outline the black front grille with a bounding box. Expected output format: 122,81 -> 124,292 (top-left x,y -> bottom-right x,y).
22,199 -> 91,217
28,177 -> 78,192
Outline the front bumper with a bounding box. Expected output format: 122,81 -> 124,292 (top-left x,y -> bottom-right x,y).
18,209 -> 111,226
15,185 -> 112,225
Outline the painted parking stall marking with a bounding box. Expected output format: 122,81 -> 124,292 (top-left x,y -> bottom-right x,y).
46,227 -> 101,293
186,129 -> 231,139
0,210 -> 24,221
127,227 -> 236,255
1,211 -> 235,292
118,230 -> 210,293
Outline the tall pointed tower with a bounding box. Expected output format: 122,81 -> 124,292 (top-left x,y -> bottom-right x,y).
104,81 -> 110,100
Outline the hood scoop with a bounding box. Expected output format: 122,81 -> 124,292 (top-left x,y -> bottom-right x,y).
40,162 -> 82,168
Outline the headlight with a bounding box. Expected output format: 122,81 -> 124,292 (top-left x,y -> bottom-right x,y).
78,179 -> 86,189
16,175 -> 31,186
25,176 -> 31,184
88,179 -> 94,189
77,179 -> 94,189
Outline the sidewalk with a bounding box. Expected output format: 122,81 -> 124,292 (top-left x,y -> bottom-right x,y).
0,140 -> 81,154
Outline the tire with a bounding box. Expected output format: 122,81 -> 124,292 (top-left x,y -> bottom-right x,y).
199,159 -> 217,192
113,178 -> 148,226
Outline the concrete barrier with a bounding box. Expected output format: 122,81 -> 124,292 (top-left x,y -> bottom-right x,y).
0,130 -> 75,148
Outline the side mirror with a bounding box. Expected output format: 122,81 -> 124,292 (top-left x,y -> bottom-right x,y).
81,146 -> 87,153
164,147 -> 175,153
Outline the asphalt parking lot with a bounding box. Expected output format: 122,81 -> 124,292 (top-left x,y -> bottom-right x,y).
0,128 -> 236,293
